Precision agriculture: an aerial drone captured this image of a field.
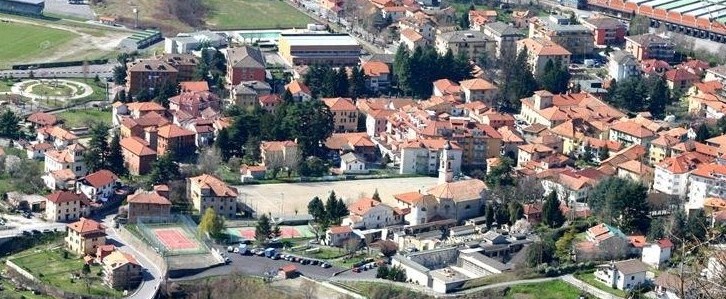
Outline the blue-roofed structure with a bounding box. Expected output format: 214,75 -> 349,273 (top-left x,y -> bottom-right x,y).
0,0 -> 44,16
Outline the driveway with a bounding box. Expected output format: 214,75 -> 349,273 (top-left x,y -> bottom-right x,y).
101,214 -> 164,299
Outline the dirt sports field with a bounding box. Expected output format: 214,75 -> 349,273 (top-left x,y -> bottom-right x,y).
236,177 -> 439,217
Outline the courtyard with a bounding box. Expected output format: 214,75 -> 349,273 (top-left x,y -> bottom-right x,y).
235,176 -> 439,217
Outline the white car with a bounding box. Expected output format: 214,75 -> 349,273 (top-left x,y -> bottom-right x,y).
226,246 -> 234,252
233,247 -> 240,253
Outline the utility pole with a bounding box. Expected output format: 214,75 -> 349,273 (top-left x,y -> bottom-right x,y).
133,8 -> 139,29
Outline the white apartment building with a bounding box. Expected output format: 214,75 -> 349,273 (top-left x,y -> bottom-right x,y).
653,153 -> 711,198
687,162 -> 726,211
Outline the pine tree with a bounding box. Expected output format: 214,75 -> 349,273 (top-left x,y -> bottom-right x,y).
215,128 -> 232,161
281,89 -> 294,104
255,214 -> 272,244
307,196 -> 326,223
508,201 -> 524,224
0,110 -> 21,139
393,45 -> 411,96
542,191 -> 565,228
485,204 -> 495,228
349,66 -> 368,99
335,68 -> 350,97
458,11 -> 470,30
149,152 -> 181,185
84,122 -> 110,172
107,134 -> 127,176
325,191 -> 339,223
647,77 -> 671,118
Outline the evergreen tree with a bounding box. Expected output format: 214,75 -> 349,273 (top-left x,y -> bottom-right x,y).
149,152 -> 181,185
84,122 -> 110,172
255,214 -> 272,244
669,208 -> 688,242
281,89 -> 294,104
334,68 -> 350,97
372,189 -> 381,202
485,204 -> 495,228
647,76 -> 671,118
0,110 -> 21,139
349,66 -> 368,99
112,65 -> 126,84
500,47 -> 538,110
686,209 -> 708,242
458,11 -> 470,30
542,191 -> 565,228
215,128 -> 232,161
286,101 -> 334,157
107,134 -> 127,176
485,157 -> 514,187
647,218 -> 666,241
598,147 -> 610,162
243,136 -> 261,163
508,201 -> 524,224
588,177 -> 651,234
539,59 -> 570,94
307,196 -> 326,223
325,191 -> 340,223
695,124 -> 712,142
393,45 -> 411,95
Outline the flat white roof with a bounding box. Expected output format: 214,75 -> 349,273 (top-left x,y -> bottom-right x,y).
281,34 -> 360,47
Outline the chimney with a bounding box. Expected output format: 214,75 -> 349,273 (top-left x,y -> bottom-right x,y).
145,126 -> 158,149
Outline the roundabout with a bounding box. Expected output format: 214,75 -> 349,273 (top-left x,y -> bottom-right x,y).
9,79 -> 94,102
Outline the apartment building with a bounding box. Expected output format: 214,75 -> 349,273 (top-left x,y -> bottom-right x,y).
323,97 -> 358,132
516,37 -> 572,77
529,15 -> 594,56
66,217 -> 106,256
624,34 -> 675,62
188,174 -> 238,218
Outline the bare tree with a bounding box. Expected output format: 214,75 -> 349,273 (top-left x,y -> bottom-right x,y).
300,279 -> 319,299
344,238 -> 361,257
197,147 -> 222,174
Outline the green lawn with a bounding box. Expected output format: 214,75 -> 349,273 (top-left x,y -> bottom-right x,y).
0,22 -> 77,69
0,80 -> 14,92
204,0 -> 313,29
56,108 -> 111,128
575,272 -> 628,297
0,278 -> 53,299
10,248 -> 123,298
506,280 -> 590,299
293,246 -> 347,260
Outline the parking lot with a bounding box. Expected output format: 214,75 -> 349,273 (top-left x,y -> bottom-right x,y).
0,213 -> 66,238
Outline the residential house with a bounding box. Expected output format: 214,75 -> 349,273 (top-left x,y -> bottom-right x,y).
188,174 -> 238,218
230,80 -> 272,109
169,91 -> 221,118
482,21 -> 524,58
523,203 -> 543,223
259,94 -> 281,113
498,126 -> 526,159
609,119 -> 657,147
125,59 -> 178,96
517,143 -> 555,168
285,80 -> 312,101
361,61 -> 391,93
156,124 -> 195,156
641,59 -> 671,76
44,143 -> 87,178
75,170 -> 119,202
687,92 -> 726,119
539,168 -> 605,204
594,259 -> 649,291
624,33 -> 675,62
608,50 -> 640,81
43,169 -> 76,191
342,197 -> 401,229
400,28 -> 427,51
516,38 -> 572,77
340,152 -> 367,174
326,225 -> 353,247
468,10 -> 497,31
364,109 -> 394,138
586,223 -> 627,245
653,152 -> 712,198
112,101 -> 166,127
239,164 -> 267,182
260,140 -> 299,170
119,137 -> 157,175
704,65 -> 726,84
435,30 -> 495,59
127,192 -> 172,224
649,134 -> 682,165
119,112 -> 170,139
399,139 -> 463,175
398,12 -> 436,42
226,46 -> 266,85
616,160 -> 654,186
580,137 -> 622,162
528,15 -> 594,55
66,217 -> 106,256
45,190 -> 89,222
550,118 -> 588,155
432,79 -> 462,98
382,6 -> 407,22
25,142 -> 53,160
179,81 -> 209,93
511,10 -> 535,28
37,126 -> 78,149
665,68 -> 700,92
26,112 -> 57,128
581,15 -> 626,45
641,239 -> 673,269
101,250 -> 142,290
323,97 -> 358,133
458,78 -> 498,105
686,162 -> 726,211
324,132 -> 377,161
654,272 -> 690,299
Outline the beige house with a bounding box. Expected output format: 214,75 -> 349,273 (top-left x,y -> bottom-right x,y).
260,140 -> 300,170
516,37 -> 571,77
435,30 -> 496,59
323,97 -> 358,132
102,249 -> 143,290
66,217 -> 106,256
188,174 -> 238,218
45,191 -> 90,222
127,192 -> 172,224
459,78 -> 498,105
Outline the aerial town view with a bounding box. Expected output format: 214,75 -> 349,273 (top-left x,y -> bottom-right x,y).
0,0 -> 725,298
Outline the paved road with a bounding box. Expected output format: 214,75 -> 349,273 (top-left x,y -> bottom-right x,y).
44,0 -> 96,20
101,214 -> 164,299
0,63 -> 117,79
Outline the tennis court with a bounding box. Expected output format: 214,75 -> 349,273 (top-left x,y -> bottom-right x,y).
227,225 -> 315,241
153,227 -> 201,251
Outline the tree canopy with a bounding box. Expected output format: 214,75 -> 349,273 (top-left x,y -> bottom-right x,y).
542,191 -> 565,228
588,177 -> 651,234
199,207 -> 225,240
392,45 -> 472,98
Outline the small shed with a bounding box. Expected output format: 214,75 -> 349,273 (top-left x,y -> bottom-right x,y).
278,264 -> 298,279
340,152 -> 367,174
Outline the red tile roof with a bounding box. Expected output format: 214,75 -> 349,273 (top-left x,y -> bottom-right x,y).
190,174 -> 238,197
285,80 -> 311,95
81,170 -> 118,188
128,192 -> 172,205
47,190 -> 86,204
67,217 -> 105,235
157,124 -> 195,138
328,225 -> 352,234
27,112 -> 57,126
179,81 -> 209,92
323,97 -> 357,111
348,198 -> 382,216
362,61 -> 390,77
120,137 -> 157,156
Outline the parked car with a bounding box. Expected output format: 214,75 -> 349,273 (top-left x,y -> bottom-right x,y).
352,267 -> 360,273
227,246 -> 234,252
321,263 -> 331,268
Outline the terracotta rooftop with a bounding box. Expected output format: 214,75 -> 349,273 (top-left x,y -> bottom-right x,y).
179,81 -> 209,92
47,190 -> 86,204
322,97 -> 357,111
67,217 -> 105,235
426,179 -> 486,202
348,198 -> 384,216
459,78 -> 497,91
328,225 -> 352,234
285,80 -> 311,95
261,140 -> 296,151
120,137 -> 156,156
80,170 -> 118,188
517,37 -> 571,56
157,124 -> 195,138
27,112 -> 57,126
190,174 -> 238,197
362,61 -> 390,77
610,120 -> 655,138
128,192 -> 171,205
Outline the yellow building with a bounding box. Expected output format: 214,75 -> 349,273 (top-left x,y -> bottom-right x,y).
45,191 -> 90,223
102,250 -> 143,290
278,34 -> 361,66
516,37 -> 571,77
323,97 -> 359,133
550,119 -> 587,155
649,134 -> 681,165
188,174 -> 238,218
66,218 -> 106,256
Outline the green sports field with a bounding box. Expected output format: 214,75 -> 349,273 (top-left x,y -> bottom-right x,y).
0,22 -> 77,68
204,0 -> 313,29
